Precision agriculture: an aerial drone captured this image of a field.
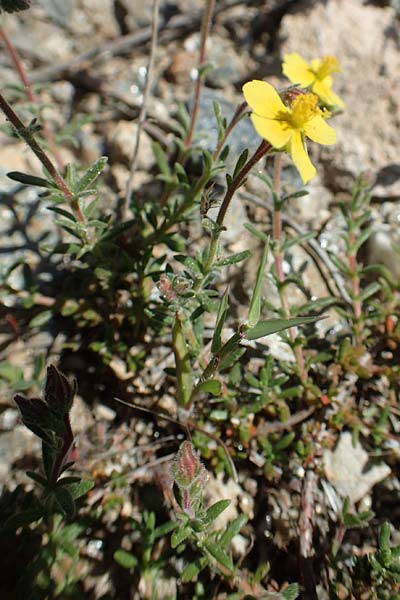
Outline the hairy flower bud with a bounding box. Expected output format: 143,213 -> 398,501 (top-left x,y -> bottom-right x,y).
45,364 -> 75,413
171,441 -> 208,518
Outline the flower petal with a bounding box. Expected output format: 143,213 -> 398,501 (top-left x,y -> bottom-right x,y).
289,131 -> 316,184
303,115 -> 336,145
250,114 -> 292,149
243,80 -> 288,118
282,53 -> 315,87
312,80 -> 345,108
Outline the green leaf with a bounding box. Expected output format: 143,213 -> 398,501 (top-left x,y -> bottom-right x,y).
68,480 -> 95,500
204,499 -> 231,524
232,149 -> 249,180
281,583 -> 300,600
196,379 -> 221,395
214,250 -> 251,267
29,310 -> 52,328
219,514 -> 247,547
153,520 -> 178,540
47,205 -> 77,222
204,542 -> 233,572
75,156 -> 108,193
114,549 -> 138,570
4,509 -> 44,530
247,240 -> 269,328
244,222 -> 269,242
173,316 -> 193,407
0,362 -> 24,383
282,190 -> 308,202
211,289 -> 229,353
181,557 -> 207,582
379,522 -> 391,551
175,254 -> 201,273
171,525 -> 192,548
152,142 -> 170,176
54,486 -> 76,519
244,316 -> 319,341
360,281 -> 381,302
7,171 -> 49,187
26,471 -> 48,487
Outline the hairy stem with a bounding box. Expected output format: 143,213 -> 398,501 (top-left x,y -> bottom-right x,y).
0,92 -> 85,223
202,140 -> 271,279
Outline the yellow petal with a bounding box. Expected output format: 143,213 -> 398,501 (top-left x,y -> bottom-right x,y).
310,58 -> 322,72
312,80 -> 345,108
282,53 -> 315,87
243,80 -> 288,118
289,131 -> 316,184
250,114 -> 292,149
303,115 -> 336,145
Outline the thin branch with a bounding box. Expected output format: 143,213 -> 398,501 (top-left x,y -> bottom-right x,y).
0,26 -> 65,170
124,0 -> 159,215
239,190 -> 352,304
184,0 -> 216,148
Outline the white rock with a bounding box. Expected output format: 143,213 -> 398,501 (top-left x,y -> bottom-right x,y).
323,431 -> 391,503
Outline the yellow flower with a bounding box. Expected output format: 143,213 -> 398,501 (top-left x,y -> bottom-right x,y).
282,53 -> 345,109
242,80 -> 336,184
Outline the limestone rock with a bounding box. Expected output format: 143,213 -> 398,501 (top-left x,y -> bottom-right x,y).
323,431 -> 391,503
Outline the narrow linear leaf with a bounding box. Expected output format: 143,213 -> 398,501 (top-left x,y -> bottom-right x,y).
75,156 -> 108,193
204,499 -> 231,524
219,514 -> 247,547
171,525 -> 192,549
204,542 -> 233,572
181,557 -> 207,583
114,549 -> 138,570
214,250 -> 252,267
68,480 -> 95,500
247,239 -> 269,328
244,316 -> 319,341
211,289 -> 229,353
152,142 -> 170,176
7,171 -> 49,187
54,486 -> 76,519
196,379 -> 221,395
173,315 -> 193,407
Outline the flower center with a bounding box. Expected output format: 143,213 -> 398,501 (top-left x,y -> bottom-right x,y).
315,56 -> 341,80
289,93 -> 321,129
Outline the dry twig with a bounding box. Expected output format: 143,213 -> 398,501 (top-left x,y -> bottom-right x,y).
124,0 -> 159,215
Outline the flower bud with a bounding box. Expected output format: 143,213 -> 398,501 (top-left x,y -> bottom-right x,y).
171,441 -> 208,518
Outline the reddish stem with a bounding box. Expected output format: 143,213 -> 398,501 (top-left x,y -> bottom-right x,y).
272,154 -> 308,384
0,26 -> 65,170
